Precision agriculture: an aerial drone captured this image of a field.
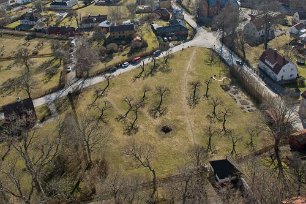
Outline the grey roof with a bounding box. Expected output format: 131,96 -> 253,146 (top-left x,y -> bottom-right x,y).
209,158 -> 241,180
80,15 -> 107,25
50,1 -> 68,6
109,24 -> 135,32
298,11 -> 306,20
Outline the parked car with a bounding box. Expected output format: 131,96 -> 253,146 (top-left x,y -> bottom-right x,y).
70,39 -> 76,47
109,67 -> 117,73
163,37 -> 168,42
122,62 -> 129,68
236,60 -> 243,66
66,66 -> 72,72
153,50 -> 161,57
132,56 -> 141,64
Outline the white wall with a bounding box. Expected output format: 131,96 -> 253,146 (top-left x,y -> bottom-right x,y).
276,62 -> 298,81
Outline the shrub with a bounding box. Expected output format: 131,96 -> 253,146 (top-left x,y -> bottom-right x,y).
106,43 -> 118,53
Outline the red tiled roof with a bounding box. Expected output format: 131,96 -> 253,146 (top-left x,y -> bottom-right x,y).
259,48 -> 290,75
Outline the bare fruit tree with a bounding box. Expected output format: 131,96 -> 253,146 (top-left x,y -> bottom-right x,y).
91,75 -> 112,105
221,107 -> 232,132
204,78 -> 212,98
208,97 -> 223,117
149,86 -> 170,118
187,81 -> 202,108
124,140 -> 157,203
262,97 -> 298,178
205,119 -> 220,153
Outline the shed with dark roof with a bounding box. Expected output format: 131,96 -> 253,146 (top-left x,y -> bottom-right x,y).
209,157 -> 241,184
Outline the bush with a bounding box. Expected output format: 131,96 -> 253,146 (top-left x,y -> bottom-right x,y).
129,39 -> 148,53
106,43 -> 118,53
99,46 -> 107,56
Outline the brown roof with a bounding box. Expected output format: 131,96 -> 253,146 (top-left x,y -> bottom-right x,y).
250,14 -> 273,30
259,48 -> 290,75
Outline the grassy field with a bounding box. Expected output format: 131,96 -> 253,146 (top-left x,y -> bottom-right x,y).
46,47 -> 270,177
77,2 -> 134,18
0,35 -> 53,58
0,57 -> 63,106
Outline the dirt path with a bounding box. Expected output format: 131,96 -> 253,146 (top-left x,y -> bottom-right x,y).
182,49 -> 197,145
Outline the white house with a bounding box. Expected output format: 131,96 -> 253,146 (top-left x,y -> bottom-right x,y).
243,15 -> 275,44
289,23 -> 306,35
259,48 -> 298,83
293,11 -> 306,25
50,0 -> 78,9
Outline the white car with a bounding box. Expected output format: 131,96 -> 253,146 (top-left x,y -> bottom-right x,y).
66,66 -> 72,72
122,62 -> 129,68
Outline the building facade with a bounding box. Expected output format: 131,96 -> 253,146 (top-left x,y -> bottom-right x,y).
259,48 -> 298,82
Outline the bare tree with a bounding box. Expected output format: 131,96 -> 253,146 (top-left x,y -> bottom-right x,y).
108,6 -> 122,25
126,3 -> 137,19
187,144 -> 208,168
221,108 -> 232,132
92,100 -> 113,124
290,157 -> 306,196
0,160 -> 34,204
204,78 -> 212,98
262,97 -> 298,178
149,86 -> 170,118
15,47 -> 32,73
33,0 -> 44,12
104,171 -> 145,204
116,97 -> 135,121
75,37 -> 99,78
91,75 -> 111,105
51,40 -> 67,66
246,124 -> 262,149
133,61 -> 145,81
243,159 -> 289,204
73,113 -> 112,165
124,100 -> 143,135
8,125 -> 62,199
205,119 -> 220,153
165,166 -> 208,204
187,81 -> 202,108
213,5 -> 239,55
253,0 -> 281,49
124,140 -> 157,203
208,97 -> 223,117
226,130 -> 241,155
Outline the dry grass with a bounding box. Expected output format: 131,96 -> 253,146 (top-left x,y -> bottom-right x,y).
0,35 -> 53,58
49,47 -> 270,176
0,57 -> 63,106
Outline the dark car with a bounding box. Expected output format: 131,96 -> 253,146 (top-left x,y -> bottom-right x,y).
153,50 -> 161,57
109,67 -> 117,73
236,60 -> 243,66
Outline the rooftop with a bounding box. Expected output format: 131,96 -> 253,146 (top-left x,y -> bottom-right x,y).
209,158 -> 241,180
109,24 -> 135,32
259,48 -> 291,75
